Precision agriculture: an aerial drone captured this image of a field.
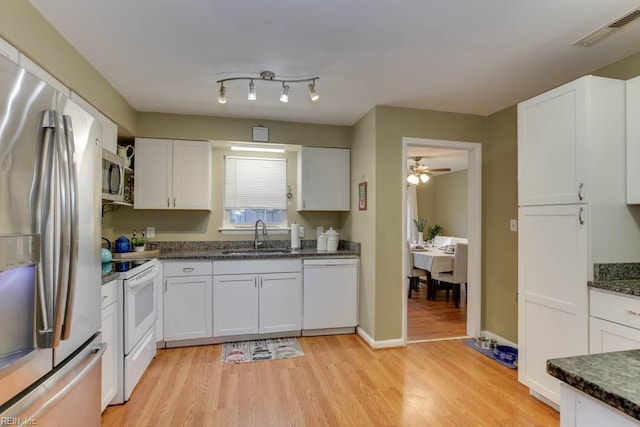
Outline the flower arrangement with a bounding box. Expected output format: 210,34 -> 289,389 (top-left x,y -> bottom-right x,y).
413,218 -> 428,233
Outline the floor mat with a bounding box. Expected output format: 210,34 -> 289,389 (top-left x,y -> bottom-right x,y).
463,340 -> 517,369
220,337 -> 304,365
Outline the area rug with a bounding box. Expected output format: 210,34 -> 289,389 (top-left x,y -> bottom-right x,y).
463,339 -> 517,369
220,337 -> 304,365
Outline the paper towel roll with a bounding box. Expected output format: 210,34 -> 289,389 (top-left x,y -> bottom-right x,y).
290,222 -> 300,249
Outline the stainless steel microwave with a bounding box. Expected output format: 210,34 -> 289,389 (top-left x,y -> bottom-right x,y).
102,148 -> 125,202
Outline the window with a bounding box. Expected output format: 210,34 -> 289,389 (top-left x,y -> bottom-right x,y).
224,156 -> 287,228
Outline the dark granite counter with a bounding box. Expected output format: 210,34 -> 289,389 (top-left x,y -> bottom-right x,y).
589,263 -> 640,297
102,271 -> 119,285
547,350 -> 640,421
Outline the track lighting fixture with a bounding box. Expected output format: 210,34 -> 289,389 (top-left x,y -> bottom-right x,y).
280,84 -> 289,103
248,80 -> 256,101
308,82 -> 319,101
218,83 -> 227,104
217,71 -> 319,104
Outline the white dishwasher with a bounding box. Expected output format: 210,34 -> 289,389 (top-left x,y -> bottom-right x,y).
303,258 -> 358,334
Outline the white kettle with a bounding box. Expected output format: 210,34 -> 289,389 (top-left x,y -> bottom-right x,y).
326,227 -> 339,252
117,145 -> 135,168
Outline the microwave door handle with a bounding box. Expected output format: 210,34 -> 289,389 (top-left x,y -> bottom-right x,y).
60,114 -> 79,340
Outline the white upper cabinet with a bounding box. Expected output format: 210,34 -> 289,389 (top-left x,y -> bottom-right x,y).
0,37 -> 18,63
518,76 -> 625,206
19,54 -> 69,97
297,147 -> 350,211
134,138 -> 212,210
98,112 -> 118,154
627,76 -> 640,204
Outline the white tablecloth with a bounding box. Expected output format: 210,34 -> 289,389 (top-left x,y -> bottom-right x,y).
412,248 -> 454,275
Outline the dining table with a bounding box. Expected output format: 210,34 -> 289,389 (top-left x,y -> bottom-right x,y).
411,246 -> 455,300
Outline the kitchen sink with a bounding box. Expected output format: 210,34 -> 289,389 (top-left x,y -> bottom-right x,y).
221,248 -> 292,255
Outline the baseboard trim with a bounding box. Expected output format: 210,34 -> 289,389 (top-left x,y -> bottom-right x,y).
357,327 -> 405,349
481,330 -> 517,348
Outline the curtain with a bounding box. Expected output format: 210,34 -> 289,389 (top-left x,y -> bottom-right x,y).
406,184 -> 418,242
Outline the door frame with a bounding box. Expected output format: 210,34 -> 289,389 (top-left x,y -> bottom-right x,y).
401,137 -> 482,344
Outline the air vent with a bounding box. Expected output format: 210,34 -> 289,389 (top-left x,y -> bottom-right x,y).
573,7 -> 640,47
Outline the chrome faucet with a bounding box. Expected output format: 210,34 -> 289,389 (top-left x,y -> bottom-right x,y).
254,219 -> 267,249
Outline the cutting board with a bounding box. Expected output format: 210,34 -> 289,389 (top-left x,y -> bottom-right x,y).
112,249 -> 160,259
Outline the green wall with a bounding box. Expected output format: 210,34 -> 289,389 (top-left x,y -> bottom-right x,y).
416,170 -> 468,238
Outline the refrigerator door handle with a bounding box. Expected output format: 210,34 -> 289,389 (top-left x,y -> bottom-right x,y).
33,111 -> 57,346
51,111 -> 71,348
60,114 -> 79,340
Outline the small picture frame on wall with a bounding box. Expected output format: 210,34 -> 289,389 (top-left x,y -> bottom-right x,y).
358,182 -> 367,211
252,126 -> 269,142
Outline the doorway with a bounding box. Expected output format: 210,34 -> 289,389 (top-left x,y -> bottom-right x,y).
401,138 -> 482,345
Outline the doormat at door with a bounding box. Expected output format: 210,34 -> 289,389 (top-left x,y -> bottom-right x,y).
463,340 -> 517,369
220,337 -> 304,365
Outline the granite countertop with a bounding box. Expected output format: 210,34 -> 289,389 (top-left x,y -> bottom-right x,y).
589,263 -> 640,297
101,239 -> 360,284
547,350 -> 640,420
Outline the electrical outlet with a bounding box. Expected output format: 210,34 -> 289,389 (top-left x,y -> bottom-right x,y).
298,226 -> 304,238
146,226 -> 155,238
510,219 -> 517,232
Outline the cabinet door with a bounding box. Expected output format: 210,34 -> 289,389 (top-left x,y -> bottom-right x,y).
627,76 -> 640,204
134,138 -> 173,209
164,275 -> 212,341
213,275 -> 259,337
172,141 -> 212,209
100,302 -> 118,412
259,272 -> 302,334
590,317 -> 640,354
518,78 -> 587,206
518,204 -> 588,405
98,112 -> 118,154
297,147 -> 350,211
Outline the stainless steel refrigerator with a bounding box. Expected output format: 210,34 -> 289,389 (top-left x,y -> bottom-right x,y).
0,52 -> 104,425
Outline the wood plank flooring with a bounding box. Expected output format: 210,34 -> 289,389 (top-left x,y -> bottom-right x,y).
408,283 -> 467,341
102,335 -> 558,426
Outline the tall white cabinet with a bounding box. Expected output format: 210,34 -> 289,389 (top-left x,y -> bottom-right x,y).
134,138 -> 212,209
297,147 -> 350,211
517,75 -> 640,406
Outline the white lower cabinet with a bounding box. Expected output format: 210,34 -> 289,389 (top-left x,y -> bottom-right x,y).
163,261 -> 213,342
100,280 -> 118,412
561,384 -> 640,427
213,260 -> 302,338
590,289 -> 640,354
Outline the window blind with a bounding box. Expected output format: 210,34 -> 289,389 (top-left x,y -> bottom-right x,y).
224,156 -> 287,209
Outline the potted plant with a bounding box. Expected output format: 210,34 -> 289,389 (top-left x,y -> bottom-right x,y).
131,231 -> 147,252
413,218 -> 428,245
427,224 -> 443,243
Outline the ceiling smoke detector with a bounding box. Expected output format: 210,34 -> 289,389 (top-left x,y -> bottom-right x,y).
573,7 -> 640,47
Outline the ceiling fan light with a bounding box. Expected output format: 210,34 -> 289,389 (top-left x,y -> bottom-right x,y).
420,173 -> 430,183
407,174 -> 419,185
308,83 -> 319,101
218,83 -> 226,104
248,80 -> 256,101
280,84 -> 289,103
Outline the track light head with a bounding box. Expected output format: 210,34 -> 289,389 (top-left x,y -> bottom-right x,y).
308,82 -> 319,101
218,83 -> 226,104
280,84 -> 289,103
248,80 -> 256,101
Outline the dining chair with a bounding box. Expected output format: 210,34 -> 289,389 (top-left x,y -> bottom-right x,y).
431,243 -> 468,308
406,241 -> 425,298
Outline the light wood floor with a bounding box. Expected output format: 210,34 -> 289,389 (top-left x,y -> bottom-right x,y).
102,335 -> 559,426
408,283 -> 467,341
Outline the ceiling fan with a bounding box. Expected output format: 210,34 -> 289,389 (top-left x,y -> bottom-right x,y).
406,156 -> 451,184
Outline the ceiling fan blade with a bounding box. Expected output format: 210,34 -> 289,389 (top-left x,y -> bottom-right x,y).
427,168 -> 451,172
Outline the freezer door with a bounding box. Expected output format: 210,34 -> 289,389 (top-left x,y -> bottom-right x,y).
0,333 -> 105,426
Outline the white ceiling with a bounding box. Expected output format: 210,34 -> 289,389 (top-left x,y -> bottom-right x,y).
30,0 -> 640,126
406,146 -> 468,176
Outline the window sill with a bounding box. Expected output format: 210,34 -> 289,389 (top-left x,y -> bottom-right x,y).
218,227 -> 291,235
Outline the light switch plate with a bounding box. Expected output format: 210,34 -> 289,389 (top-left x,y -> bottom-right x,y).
298,226 -> 304,238
146,226 -> 155,238
510,219 -> 517,232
